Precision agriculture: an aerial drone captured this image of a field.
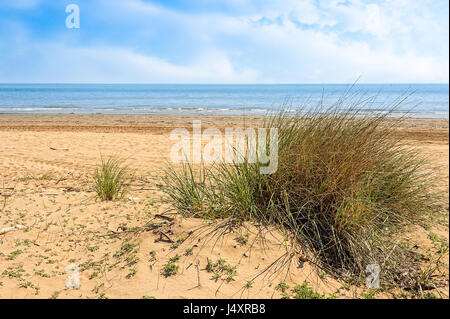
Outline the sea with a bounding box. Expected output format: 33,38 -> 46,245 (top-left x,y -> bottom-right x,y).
0,84 -> 448,118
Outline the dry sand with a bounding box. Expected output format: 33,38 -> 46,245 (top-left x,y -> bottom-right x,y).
0,114 -> 448,299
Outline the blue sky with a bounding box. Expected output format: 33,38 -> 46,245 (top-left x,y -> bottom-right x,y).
0,0 -> 448,83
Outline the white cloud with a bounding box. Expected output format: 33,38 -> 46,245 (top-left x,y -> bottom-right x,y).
2,43 -> 259,83
0,0 -> 447,83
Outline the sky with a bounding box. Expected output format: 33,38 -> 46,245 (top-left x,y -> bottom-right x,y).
0,0 -> 448,84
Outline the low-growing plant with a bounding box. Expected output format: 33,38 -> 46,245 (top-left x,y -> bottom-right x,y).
168,254 -> 181,263
126,267 -> 137,279
7,250 -> 23,260
162,263 -> 179,277
360,289 -> 380,299
277,282 -> 289,293
114,242 -> 138,257
293,281 -> 324,299
94,156 -> 130,201
235,232 -> 250,245
171,236 -> 186,249
149,250 -> 157,261
205,258 -> 237,281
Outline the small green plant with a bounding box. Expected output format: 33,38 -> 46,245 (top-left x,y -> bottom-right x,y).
206,259 -> 215,272
40,172 -> 54,180
168,254 -> 181,263
185,247 -> 193,256
126,253 -> 139,264
246,280 -> 254,288
293,281 -> 324,299
126,267 -> 137,279
92,283 -> 104,294
34,269 -> 50,278
18,281 -> 35,289
360,289 -> 380,299
226,273 -> 237,282
205,258 -> 237,281
236,232 -> 250,245
149,250 -> 157,261
423,292 -> 441,299
94,156 -> 130,201
50,290 -> 60,299
171,236 -> 186,249
162,263 -> 179,277
7,250 -> 23,260
2,266 -> 25,279
114,242 -> 138,257
277,282 -> 289,293
281,292 -> 291,299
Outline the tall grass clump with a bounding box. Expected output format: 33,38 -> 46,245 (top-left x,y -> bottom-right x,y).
94,156 -> 130,201
160,95 -> 439,287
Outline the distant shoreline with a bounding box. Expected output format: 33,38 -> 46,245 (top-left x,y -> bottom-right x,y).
0,114 -> 448,141
0,111 -> 448,119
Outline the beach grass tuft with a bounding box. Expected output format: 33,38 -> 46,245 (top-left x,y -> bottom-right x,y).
160,96 -> 441,288
94,156 -> 130,201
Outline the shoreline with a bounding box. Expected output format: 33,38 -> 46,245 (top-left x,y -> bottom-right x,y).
0,114 -> 448,142
1,112 -> 449,125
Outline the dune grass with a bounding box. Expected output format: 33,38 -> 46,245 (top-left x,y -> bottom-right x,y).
160,96 -> 440,288
94,156 -> 130,201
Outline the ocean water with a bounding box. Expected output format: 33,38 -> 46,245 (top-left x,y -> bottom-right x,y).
0,84 -> 448,118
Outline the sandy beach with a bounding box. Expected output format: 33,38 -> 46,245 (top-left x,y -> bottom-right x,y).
0,114 -> 448,299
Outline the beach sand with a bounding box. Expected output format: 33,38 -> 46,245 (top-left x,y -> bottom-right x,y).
0,114 -> 448,299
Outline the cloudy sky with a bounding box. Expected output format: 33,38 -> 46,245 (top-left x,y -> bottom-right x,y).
0,0 -> 448,83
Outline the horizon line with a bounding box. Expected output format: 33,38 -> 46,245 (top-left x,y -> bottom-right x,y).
0,82 -> 449,85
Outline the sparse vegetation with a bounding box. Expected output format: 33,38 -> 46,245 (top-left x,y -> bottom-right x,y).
205,258 -> 237,282
277,282 -> 289,293
7,250 -> 23,260
114,242 -> 138,257
162,263 -> 179,277
293,281 -> 324,299
235,232 -> 250,245
168,254 -> 181,263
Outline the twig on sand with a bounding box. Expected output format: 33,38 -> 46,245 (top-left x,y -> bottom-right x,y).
0,225 -> 24,235
154,214 -> 174,222
157,231 -> 174,243
49,147 -> 69,151
196,261 -> 201,287
99,220 -> 174,238
187,260 -> 202,291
